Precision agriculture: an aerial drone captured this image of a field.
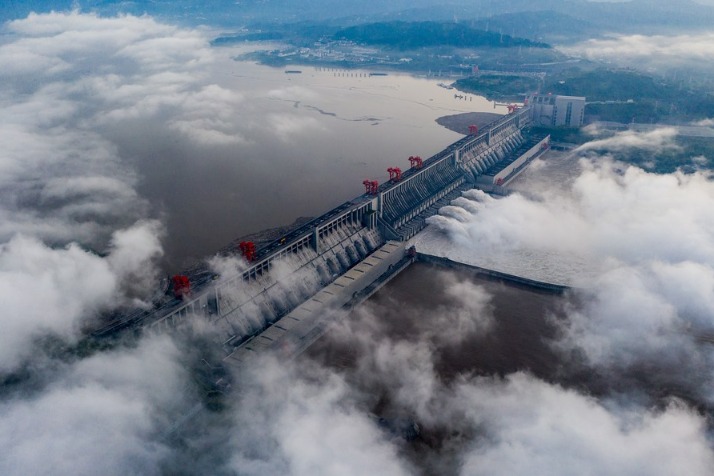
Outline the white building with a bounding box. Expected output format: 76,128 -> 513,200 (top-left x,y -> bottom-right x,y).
527,94 -> 585,127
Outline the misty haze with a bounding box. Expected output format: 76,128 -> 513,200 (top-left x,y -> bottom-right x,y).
3,1 -> 714,475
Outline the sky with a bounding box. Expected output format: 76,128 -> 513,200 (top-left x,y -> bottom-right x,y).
2,6 -> 714,476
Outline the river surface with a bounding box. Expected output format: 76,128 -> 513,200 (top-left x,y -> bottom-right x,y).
126,52 -> 501,271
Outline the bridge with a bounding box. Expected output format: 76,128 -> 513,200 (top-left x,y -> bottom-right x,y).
95,107 -> 550,366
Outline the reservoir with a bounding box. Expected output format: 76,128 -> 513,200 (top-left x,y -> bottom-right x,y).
116,52 -> 500,271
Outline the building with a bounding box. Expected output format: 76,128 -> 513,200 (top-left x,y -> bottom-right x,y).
526,93 -> 585,127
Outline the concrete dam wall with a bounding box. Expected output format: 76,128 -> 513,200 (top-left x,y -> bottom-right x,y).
98,108 -> 538,360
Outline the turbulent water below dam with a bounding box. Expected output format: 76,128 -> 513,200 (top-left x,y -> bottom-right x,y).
305,262 -> 572,474
308,262 -> 567,380
304,258 -> 713,474
299,147 -> 714,474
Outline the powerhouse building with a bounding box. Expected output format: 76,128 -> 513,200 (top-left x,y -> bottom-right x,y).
527,93 -> 585,127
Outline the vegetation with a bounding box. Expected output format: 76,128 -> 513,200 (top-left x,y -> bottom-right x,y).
211,21 -> 338,46
455,75 -> 542,101
455,67 -> 714,124
530,127 -> 591,145
552,69 -> 714,123
544,69 -> 670,101
333,21 -> 550,50
586,136 -> 714,174
211,31 -> 286,45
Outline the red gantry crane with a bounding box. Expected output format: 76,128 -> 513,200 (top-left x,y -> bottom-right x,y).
239,241 -> 256,262
408,155 -> 423,169
363,179 -> 379,195
387,167 -> 402,182
171,275 -> 191,299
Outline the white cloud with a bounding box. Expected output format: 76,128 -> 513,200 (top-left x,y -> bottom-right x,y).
576,127 -> 680,153
417,147 -> 714,397
426,158 -> 714,272
107,220 -> 164,295
0,221 -> 163,372
558,264 -> 691,368
4,11 -> 714,475
693,118 -> 714,127
0,235 -> 117,371
457,373 -> 714,476
0,335 -> 185,476
562,32 -> 714,64
224,356 -> 412,476
229,301 -> 714,475
0,11 -> 249,249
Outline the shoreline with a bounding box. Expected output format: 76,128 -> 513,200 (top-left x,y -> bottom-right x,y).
435,111 -> 503,135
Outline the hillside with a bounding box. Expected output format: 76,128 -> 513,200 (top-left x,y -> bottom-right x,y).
333,21 -> 550,49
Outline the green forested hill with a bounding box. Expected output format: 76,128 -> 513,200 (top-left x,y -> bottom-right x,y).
333,21 -> 550,49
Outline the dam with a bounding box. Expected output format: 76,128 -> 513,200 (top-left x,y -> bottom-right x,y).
95,107 -> 550,368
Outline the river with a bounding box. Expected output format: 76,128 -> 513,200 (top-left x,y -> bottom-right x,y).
123,52 -> 502,271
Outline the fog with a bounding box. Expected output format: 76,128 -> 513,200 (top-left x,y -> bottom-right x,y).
418,128 -> 714,404
0,12 -> 227,253
0,334 -> 189,476
0,12 -> 205,474
216,126 -> 714,473
562,31 -> 714,79
180,289 -> 714,475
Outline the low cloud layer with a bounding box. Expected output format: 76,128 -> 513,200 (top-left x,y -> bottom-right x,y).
561,31 -> 714,75
0,11 -> 249,267
427,155 -> 714,270
577,127 -> 680,153
418,130 -> 714,410
201,297 -> 714,476
565,32 -> 714,61
457,374 -> 714,475
192,256 -> 714,474
0,335 -> 186,476
0,15 -> 200,472
0,220 -> 162,372
0,10 -> 260,369
222,356 -> 413,476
